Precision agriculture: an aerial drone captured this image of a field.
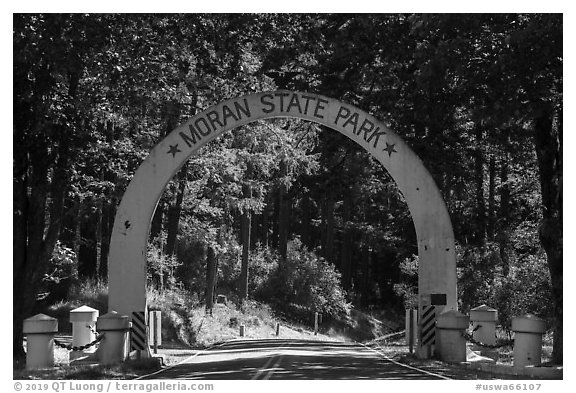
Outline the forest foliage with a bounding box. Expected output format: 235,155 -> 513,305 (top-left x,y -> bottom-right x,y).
13,14 -> 562,362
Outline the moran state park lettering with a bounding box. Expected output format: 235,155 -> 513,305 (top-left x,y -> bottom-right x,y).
174,92 -> 392,155
259,92 -> 328,119
334,105 -> 387,149
179,98 -> 252,147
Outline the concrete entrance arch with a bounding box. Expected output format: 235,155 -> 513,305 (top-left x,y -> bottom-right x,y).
108,90 -> 457,336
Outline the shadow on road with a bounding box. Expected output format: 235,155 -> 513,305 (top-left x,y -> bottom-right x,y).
144,338 -> 442,380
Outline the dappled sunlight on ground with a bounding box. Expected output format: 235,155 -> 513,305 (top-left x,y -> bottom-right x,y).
144,338 -> 447,380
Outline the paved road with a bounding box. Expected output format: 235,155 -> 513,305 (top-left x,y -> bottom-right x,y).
140,338 -> 449,380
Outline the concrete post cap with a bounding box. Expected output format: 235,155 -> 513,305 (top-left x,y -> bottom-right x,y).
436,310 -> 470,329
470,304 -> 498,322
23,313 -> 58,334
512,314 -> 546,334
96,311 -> 130,331
70,305 -> 100,323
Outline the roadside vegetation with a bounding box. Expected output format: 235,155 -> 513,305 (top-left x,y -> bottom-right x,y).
44,238 -> 395,348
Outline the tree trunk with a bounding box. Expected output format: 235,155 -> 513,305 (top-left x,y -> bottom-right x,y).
487,155 -> 496,240
14,132 -> 68,363
99,200 -> 111,281
240,209 -> 251,300
79,211 -> 97,278
13,148 -> 29,363
13,59 -> 76,363
474,126 -> 486,244
533,103 -> 562,364
271,189 -> 279,249
321,192 -> 336,264
213,252 -> 220,303
165,164 -> 187,257
72,200 -> 81,280
497,136 -> 512,277
300,195 -> 312,248
95,196 -> 103,282
278,160 -> 290,260
261,198 -> 271,248
205,246 -> 217,312
61,195 -> 81,280
360,243 -> 371,307
98,120 -> 115,281
340,192 -> 353,290
240,167 -> 253,301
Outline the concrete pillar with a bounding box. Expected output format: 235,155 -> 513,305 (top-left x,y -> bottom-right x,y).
96,311 -> 130,365
23,314 -> 58,370
436,310 -> 469,362
470,304 -> 498,346
69,305 -> 99,361
512,314 -> 546,367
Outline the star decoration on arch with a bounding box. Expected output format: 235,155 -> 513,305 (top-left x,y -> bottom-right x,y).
383,142 -> 397,157
167,144 -> 182,157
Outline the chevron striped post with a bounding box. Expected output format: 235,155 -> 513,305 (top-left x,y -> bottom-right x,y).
420,305 -> 436,358
131,311 -> 147,358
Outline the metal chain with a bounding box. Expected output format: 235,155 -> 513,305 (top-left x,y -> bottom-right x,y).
54,334 -> 104,351
366,330 -> 405,345
86,324 -> 100,337
462,331 -> 514,349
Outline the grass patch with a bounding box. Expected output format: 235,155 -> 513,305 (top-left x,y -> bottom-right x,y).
46,279 -> 108,333
40,278 -> 392,349
146,286 -> 199,346
14,358 -> 161,380
190,300 -> 279,347
146,287 -> 335,348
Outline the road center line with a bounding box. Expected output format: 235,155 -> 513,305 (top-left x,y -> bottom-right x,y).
262,356 -> 283,380
252,355 -> 277,380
